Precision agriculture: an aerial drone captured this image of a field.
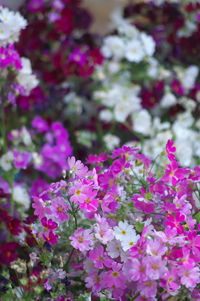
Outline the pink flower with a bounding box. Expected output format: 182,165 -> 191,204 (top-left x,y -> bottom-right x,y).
163,268 -> 180,294
123,258 -> 148,282
78,188 -> 99,212
68,156 -> 88,177
94,215 -> 114,244
89,245 -> 112,269
143,256 -> 167,280
32,197 -> 51,219
146,238 -> 167,257
155,226 -> 182,245
51,198 -> 69,222
85,271 -> 104,293
69,228 -> 93,252
137,280 -> 157,297
102,263 -> 126,289
178,265 -> 200,288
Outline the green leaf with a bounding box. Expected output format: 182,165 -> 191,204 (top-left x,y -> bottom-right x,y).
135,221 -> 144,233
194,212 -> 200,223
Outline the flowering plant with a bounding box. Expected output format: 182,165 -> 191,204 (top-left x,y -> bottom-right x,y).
21,140 -> 200,300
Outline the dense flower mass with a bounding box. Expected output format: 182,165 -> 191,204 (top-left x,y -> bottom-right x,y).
30,140 -> 200,300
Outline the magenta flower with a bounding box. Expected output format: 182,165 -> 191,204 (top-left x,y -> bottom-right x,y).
0,45 -> 22,70
69,182 -> 89,204
89,245 -> 112,269
31,116 -> 49,132
69,228 -> 93,252
41,217 -> 58,230
27,0 -> 44,12
43,230 -> 58,245
79,188 -> 99,212
13,150 -> 32,169
155,226 -> 182,245
30,178 -> 49,200
69,49 -> 87,65
51,198 -> 69,222
165,212 -> 185,234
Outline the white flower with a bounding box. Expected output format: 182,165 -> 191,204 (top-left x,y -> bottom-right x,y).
147,57 -> 159,78
160,92 -> 177,108
13,185 -> 30,210
114,92 -> 141,123
172,112 -> 194,131
32,152 -> 43,168
114,221 -> 135,242
0,151 -> 13,171
104,134 -> 120,151
132,109 -> 152,135
175,139 -> 193,166
0,6 -> 27,45
99,109 -> 113,122
140,32 -> 155,56
143,130 -> 172,158
21,127 -> 32,146
107,239 -> 127,261
178,65 -> 199,90
125,40 -> 145,62
101,36 -> 125,60
114,101 -> 132,123
118,22 -> 139,38
17,58 -> 38,94
121,234 -> 140,251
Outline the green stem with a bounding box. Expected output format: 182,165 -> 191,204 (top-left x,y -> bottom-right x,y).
64,203 -> 78,271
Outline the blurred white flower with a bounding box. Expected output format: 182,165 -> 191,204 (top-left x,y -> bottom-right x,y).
141,32 -> 155,56
125,40 -> 145,62
13,185 -> 31,210
102,36 -> 125,60
0,6 -> 27,45
17,58 -> 39,94
104,134 -> 120,150
160,92 -> 177,108
133,109 -> 151,135
0,151 -> 13,171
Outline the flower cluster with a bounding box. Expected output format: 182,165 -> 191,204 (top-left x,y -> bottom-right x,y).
32,140 -> 200,300
93,3 -> 200,168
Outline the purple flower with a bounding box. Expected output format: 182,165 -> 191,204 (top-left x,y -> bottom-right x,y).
30,178 -> 49,200
13,150 -> 32,169
27,0 -> 44,12
32,116 -> 49,132
0,45 -> 22,70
